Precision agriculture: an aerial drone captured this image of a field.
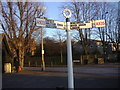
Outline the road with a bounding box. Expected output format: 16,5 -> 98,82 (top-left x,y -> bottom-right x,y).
2,63 -> 120,89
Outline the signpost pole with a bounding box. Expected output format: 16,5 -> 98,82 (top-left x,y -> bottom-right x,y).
36,9 -> 106,89
63,8 -> 74,89
66,18 -> 74,89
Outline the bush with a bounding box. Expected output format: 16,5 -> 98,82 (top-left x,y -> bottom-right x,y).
94,58 -> 98,64
83,59 -> 88,64
24,55 -> 67,67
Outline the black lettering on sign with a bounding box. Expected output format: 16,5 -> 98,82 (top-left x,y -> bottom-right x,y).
37,20 -> 45,25
71,24 -> 78,29
71,22 -> 77,24
57,24 -> 63,26
79,23 -> 86,26
46,24 -> 56,28
46,19 -> 54,24
85,21 -> 90,23
71,24 -> 77,27
79,21 -> 84,23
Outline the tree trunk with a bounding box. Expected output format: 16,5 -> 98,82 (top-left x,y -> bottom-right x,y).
60,46 -> 63,63
19,48 -> 25,69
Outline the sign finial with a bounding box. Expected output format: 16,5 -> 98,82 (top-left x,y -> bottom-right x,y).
63,8 -> 72,18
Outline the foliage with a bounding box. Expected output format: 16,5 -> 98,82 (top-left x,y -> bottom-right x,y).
1,2 -> 45,68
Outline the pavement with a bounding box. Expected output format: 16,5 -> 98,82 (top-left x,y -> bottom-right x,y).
2,63 -> 120,89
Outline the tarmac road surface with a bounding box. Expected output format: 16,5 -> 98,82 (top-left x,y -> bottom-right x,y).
2,63 -> 120,89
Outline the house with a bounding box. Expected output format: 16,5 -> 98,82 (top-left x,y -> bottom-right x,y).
0,33 -> 13,73
73,39 -> 113,55
73,39 -> 116,64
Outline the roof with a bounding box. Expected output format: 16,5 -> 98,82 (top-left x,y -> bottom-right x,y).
0,33 -> 13,57
73,39 -> 116,45
0,33 -> 5,48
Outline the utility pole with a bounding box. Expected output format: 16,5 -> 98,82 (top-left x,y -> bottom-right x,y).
36,7 -> 46,71
41,29 -> 45,71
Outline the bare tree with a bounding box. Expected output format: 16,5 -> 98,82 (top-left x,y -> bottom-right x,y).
53,30 -> 66,63
106,3 -> 119,50
105,2 -> 119,61
94,2 -> 119,62
1,2 -> 46,69
61,1 -> 99,56
62,1 -> 119,62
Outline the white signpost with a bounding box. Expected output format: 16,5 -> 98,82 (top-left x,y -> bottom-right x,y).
54,20 -> 65,29
70,19 -> 106,29
46,19 -> 65,29
36,9 -> 106,90
71,20 -> 93,29
63,8 -> 74,89
36,18 -> 106,29
36,18 -> 65,29
92,19 -> 106,28
36,18 -> 46,27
